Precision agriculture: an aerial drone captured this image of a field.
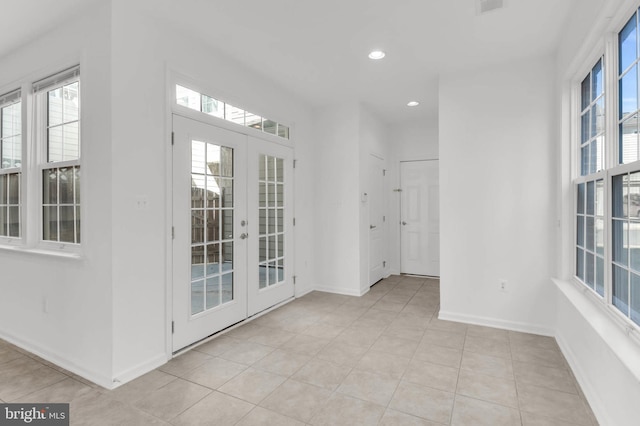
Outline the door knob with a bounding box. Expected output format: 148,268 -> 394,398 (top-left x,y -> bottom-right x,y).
370,225 -> 377,229
402,221 -> 407,225
240,233 -> 248,239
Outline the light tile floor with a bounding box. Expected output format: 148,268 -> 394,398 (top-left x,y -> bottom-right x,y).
0,275 -> 599,425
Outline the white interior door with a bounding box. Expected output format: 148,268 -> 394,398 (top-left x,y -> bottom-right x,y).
369,154 -> 385,285
172,115 -> 248,351
400,160 -> 440,276
247,137 -> 294,316
172,115 -> 295,351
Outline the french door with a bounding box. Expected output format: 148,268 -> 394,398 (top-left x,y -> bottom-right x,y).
172,115 -> 294,352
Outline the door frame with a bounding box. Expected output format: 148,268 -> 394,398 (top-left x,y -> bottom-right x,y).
165,73 -> 296,358
397,158 -> 440,277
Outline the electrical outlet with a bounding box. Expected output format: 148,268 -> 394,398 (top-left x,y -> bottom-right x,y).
499,280 -> 508,292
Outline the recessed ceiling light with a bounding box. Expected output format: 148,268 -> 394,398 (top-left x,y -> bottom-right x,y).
407,101 -> 420,107
368,50 -> 386,60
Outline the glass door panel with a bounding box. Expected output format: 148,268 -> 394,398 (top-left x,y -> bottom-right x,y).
248,138 -> 294,316
172,115 -> 247,352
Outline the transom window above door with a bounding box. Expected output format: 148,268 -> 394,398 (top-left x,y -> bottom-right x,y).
175,85 -> 290,140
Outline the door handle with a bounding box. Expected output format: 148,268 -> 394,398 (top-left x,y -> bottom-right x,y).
401,221 -> 407,226
370,225 -> 376,229
240,233 -> 248,239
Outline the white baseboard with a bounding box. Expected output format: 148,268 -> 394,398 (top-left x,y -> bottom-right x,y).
111,353 -> 168,390
314,286 -> 367,297
438,310 -> 555,337
295,286 -> 314,298
555,331 -> 609,426
0,329 -> 113,389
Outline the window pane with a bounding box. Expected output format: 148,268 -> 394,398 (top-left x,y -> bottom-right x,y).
586,217 -> 595,251
581,113 -> 590,145
620,14 -> 638,73
43,206 -> 58,241
581,146 -> 589,176
206,243 -> 220,275
191,175 -> 205,208
613,265 -> 630,315
75,206 -> 81,243
612,174 -> 627,218
220,178 -> 233,207
59,205 -> 75,243
620,65 -> 638,119
222,209 -> 233,239
59,167 -> 74,204
206,176 -> 219,209
595,179 -> 604,216
192,210 -> 204,244
74,166 -> 81,204
592,59 -> 603,100
206,209 -> 219,242
202,95 -> 224,118
596,218 -> 604,255
263,120 -> 277,135
192,245 -> 205,280
43,169 -> 58,204
8,206 -> 19,237
613,219 -> 628,265
577,183 -> 585,214
206,143 -> 221,175
577,217 -> 585,247
48,126 -> 63,163
176,85 -> 200,110
586,181 -> 595,215
586,252 -> 595,288
63,82 -> 79,122
632,273 -> 640,325
631,221 -> 640,272
581,75 -> 590,110
277,124 -> 289,139
62,122 -> 79,161
48,87 -> 63,126
191,141 -> 206,174
221,273 -> 233,303
7,173 -> 19,205
221,241 -> 233,272
220,147 -> 233,177
206,276 -> 220,309
594,98 -> 605,135
596,256 -> 605,296
245,112 -> 262,130
0,175 -> 5,204
225,104 -> 245,125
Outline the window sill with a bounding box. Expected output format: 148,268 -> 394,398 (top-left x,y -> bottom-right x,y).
552,277 -> 640,383
0,243 -> 83,260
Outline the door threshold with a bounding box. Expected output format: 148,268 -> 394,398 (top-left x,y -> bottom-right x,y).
401,273 -> 440,279
172,296 -> 295,357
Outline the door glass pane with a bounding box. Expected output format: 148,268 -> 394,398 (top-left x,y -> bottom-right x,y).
191,140 -> 235,315
257,154 -> 286,287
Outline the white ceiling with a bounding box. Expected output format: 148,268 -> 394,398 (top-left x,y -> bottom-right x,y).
3,0 -> 578,125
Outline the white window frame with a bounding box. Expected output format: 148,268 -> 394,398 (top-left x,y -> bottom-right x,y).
34,66 -> 82,252
572,13 -> 640,332
0,89 -> 23,243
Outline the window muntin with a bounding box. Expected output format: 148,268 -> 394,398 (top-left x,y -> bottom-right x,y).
37,70 -> 81,245
0,91 -> 22,239
612,172 -> 640,325
580,59 -> 605,175
175,84 -> 291,140
619,12 -> 640,164
0,173 -> 20,238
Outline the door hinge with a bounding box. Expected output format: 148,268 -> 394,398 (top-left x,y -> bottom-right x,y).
293,275 -> 297,285
293,218 -> 296,226
171,321 -> 174,334
383,215 -> 386,222
293,159 -> 297,169
393,188 -> 402,192
171,131 -> 175,145
172,226 -> 175,239
383,169 -> 386,176
383,261 -> 386,268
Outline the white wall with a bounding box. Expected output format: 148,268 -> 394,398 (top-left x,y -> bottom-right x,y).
0,3 -> 114,387
312,102 -> 362,295
109,0 -> 318,381
439,56 -> 557,335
